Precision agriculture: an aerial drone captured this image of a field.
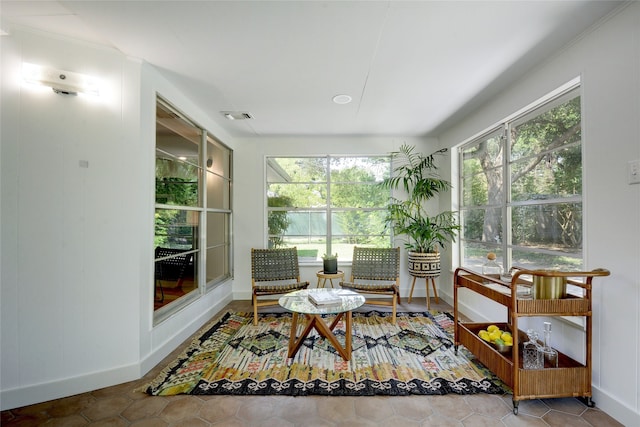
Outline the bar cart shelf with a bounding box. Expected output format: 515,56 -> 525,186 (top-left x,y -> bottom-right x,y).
453,267 -> 610,414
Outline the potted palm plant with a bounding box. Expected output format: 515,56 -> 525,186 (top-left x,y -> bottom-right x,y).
380,143 -> 459,278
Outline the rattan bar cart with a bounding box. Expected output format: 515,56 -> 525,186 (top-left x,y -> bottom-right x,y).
453,267 -> 610,414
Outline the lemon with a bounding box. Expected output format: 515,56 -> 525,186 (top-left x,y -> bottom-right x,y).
501,332 -> 512,341
489,330 -> 502,342
478,330 -> 491,342
487,324 -> 499,333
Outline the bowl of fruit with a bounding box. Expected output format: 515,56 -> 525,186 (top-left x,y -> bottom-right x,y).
478,325 -> 513,354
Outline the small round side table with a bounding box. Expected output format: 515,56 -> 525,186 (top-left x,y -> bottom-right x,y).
316,270 -> 344,288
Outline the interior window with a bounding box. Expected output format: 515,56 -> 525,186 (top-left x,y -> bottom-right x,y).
154,98 -> 232,322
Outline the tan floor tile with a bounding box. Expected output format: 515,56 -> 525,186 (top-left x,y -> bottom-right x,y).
171,417 -> 210,427
580,408 -> 625,427
251,416 -> 294,427
198,396 -> 242,423
541,397 -> 587,415
83,396 -> 132,421
86,417 -> 128,426
389,395 -> 433,420
316,396 -> 356,422
428,396 -> 473,420
502,413 -> 552,427
11,401 -> 54,416
278,396 -> 319,423
42,414 -> 89,426
160,396 -> 203,423
384,414 -> 422,426
209,417 -> 247,427
121,397 -> 167,421
421,413 -> 464,426
542,409 -> 592,427
129,418 -> 168,427
336,418 -> 380,427
48,393 -> 96,418
236,396 -> 278,422
461,413 -> 503,426
464,394 -> 511,418
353,396 -> 394,421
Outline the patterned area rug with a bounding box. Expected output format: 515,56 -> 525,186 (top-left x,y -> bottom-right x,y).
145,311 -> 507,396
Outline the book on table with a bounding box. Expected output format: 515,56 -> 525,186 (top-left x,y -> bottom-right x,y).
308,291 -> 342,305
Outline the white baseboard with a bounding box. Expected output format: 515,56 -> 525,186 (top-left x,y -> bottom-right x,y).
0,363 -> 139,411
592,385 -> 638,426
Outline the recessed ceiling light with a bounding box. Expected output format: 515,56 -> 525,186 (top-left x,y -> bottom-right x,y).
332,94 -> 352,105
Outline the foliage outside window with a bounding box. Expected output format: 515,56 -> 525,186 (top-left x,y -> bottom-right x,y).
266,156 -> 391,262
459,85 -> 582,273
155,98 -> 232,319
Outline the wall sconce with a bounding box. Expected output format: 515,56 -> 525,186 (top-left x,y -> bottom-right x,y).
22,63 -> 100,96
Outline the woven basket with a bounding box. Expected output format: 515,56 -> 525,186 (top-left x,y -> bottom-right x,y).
408,251 -> 441,278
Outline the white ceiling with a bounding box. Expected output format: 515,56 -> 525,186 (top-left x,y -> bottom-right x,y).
0,1 -> 625,138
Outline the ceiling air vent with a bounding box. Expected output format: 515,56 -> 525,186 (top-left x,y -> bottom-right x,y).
221,111 -> 253,120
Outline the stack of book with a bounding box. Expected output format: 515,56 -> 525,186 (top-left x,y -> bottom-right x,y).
308,291 -> 342,306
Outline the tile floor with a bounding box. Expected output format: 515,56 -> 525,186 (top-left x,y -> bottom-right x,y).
1,298 -> 625,427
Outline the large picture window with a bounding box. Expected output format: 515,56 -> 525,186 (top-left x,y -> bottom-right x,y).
459,84 -> 582,273
266,156 -> 391,262
154,98 -> 232,320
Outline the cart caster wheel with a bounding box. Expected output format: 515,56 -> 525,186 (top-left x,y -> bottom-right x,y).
512,401 -> 519,415
454,345 -> 458,355
582,397 -> 595,408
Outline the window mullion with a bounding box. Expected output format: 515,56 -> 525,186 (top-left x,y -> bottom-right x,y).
503,124 -> 512,271
326,156 -> 332,256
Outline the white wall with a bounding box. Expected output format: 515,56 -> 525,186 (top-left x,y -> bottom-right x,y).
0,29 -> 235,410
437,5 -> 640,426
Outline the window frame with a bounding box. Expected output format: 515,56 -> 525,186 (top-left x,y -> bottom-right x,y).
456,78 -> 583,278
154,96 -> 233,325
265,154 -> 392,263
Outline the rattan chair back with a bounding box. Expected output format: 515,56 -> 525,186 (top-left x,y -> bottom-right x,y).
350,247 -> 400,282
251,247 -> 301,282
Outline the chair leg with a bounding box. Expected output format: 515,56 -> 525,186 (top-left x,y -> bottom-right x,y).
391,294 -> 397,325
155,280 -> 164,303
253,294 -> 258,326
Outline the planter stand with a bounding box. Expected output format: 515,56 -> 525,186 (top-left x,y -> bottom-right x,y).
407,251 -> 441,309
408,276 -> 439,309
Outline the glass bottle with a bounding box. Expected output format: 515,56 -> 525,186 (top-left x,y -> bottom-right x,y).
482,252 -> 503,280
523,329 -> 544,370
541,322 -> 558,368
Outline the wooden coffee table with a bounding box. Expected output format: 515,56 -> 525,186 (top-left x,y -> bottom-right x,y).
278,289 -> 365,361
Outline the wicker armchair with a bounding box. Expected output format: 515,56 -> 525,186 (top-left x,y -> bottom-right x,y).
340,247 -> 401,324
251,247 -> 310,325
154,247 -> 193,302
